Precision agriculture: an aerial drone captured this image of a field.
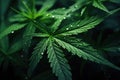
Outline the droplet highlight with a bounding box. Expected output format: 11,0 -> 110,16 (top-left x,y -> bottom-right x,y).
41,52 -> 44,55
66,28 -> 69,30
11,31 -> 14,33
51,15 -> 55,18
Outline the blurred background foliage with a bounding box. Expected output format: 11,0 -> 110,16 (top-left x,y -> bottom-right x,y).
0,0 -> 120,80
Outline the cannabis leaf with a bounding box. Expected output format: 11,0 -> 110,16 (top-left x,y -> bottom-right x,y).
0,23 -> 27,40
0,39 -> 24,70
36,0 -> 56,17
23,22 -> 36,52
92,0 -> 109,13
47,39 -> 72,80
54,37 -> 120,70
1,0 -> 120,80
50,0 -> 87,32
28,38 -> 49,76
29,14 -> 120,80
56,16 -> 103,36
9,14 -> 27,22
6,0 -> 56,53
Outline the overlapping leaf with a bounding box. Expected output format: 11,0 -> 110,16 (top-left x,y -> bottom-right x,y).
56,16 -> 103,36
54,38 -> 120,70
23,22 -> 36,52
28,39 -> 49,76
36,0 -> 56,17
0,23 -> 27,40
47,39 -> 72,80
92,0 -> 109,13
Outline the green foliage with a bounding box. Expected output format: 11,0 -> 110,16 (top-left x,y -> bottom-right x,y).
56,16 -> 104,36
54,38 -> 120,70
0,23 -> 27,40
92,0 -> 109,13
47,39 -> 72,80
0,0 -> 120,80
28,39 -> 49,76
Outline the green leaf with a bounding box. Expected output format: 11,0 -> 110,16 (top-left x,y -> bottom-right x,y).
23,22 -> 36,52
50,0 -> 87,32
67,0 -> 87,13
8,40 -> 22,55
28,39 -> 49,76
57,16 -> 103,36
93,0 -> 109,13
36,0 -> 56,17
109,8 -> 120,15
41,0 -> 56,11
51,19 -> 63,32
0,23 -> 27,40
80,7 -> 87,16
26,33 -> 49,37
54,38 -> 120,70
9,14 -> 27,22
50,8 -> 67,19
59,37 -> 89,48
22,0 -> 32,14
47,39 -> 72,80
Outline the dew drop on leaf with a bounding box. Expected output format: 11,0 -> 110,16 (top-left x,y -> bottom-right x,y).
66,28 -> 69,30
63,17 -> 66,19
51,15 -> 55,18
11,31 -> 14,33
41,52 -> 44,55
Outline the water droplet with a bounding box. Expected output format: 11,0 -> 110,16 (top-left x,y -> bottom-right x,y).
66,28 -> 69,30
63,17 -> 66,19
41,52 -> 44,55
11,31 -> 14,33
51,15 -> 55,18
